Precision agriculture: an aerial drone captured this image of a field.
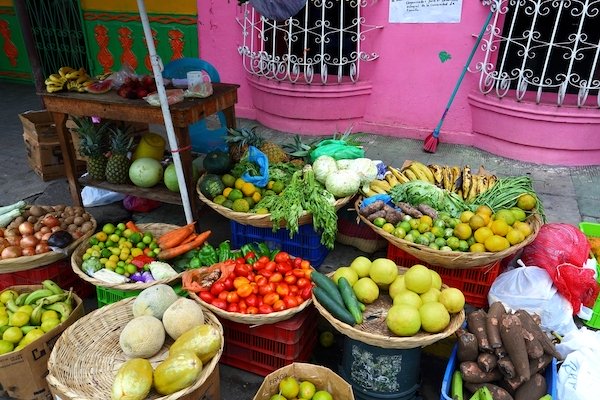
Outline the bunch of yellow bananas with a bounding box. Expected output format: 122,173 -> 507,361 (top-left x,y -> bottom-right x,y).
400,161 -> 435,184
361,161 -> 436,197
45,67 -> 94,93
428,164 -> 498,201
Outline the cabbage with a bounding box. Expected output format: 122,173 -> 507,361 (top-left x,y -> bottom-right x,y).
325,170 -> 361,198
312,155 -> 338,184
337,158 -> 378,186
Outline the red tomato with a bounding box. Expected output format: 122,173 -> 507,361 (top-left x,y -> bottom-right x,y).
276,282 -> 290,297
300,286 -> 312,300
255,276 -> 268,287
283,295 -> 299,309
245,294 -> 258,307
276,262 -> 292,274
257,269 -> 273,278
258,304 -> 273,314
274,252 -> 290,263
227,303 -> 240,313
293,257 -> 302,267
218,291 -> 229,301
226,291 -> 240,304
199,291 -> 214,303
247,306 -> 259,314
222,277 -> 234,291
238,300 -> 247,312
269,272 -> 283,283
233,276 -> 250,289
272,299 -> 286,311
237,283 -> 253,298
296,277 -> 310,288
211,298 -> 228,310
244,251 -> 256,261
295,295 -> 304,305
235,257 -> 245,264
263,292 -> 280,306
210,281 -> 226,297
300,260 -> 311,269
257,255 -> 270,265
292,268 -> 306,278
284,275 -> 297,285
247,271 -> 256,282
289,285 -> 299,296
234,263 -> 252,277
258,281 -> 275,296
264,261 -> 277,272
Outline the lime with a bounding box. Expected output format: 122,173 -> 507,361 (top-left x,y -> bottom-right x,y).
433,219 -> 446,229
516,193 -> 537,211
399,221 -> 411,232
232,199 -> 250,213
429,243 -> 440,250
221,174 -> 236,188
228,188 -> 244,201
117,222 -> 126,231
392,227 -> 406,239
409,219 -> 420,230
423,232 -> 436,242
88,237 -> 99,246
125,263 -> 138,275
446,236 -> 460,250
122,228 -> 133,238
213,195 -> 227,205
404,233 -> 415,242
382,223 -> 395,233
416,235 -> 430,246
142,234 -> 153,244
431,226 -> 445,238
458,240 -> 469,252
418,223 -> 431,233
115,267 -> 125,275
263,189 -> 276,197
434,237 -> 446,247
408,230 -> 421,239
129,232 -> 142,244
101,248 -> 112,258
444,228 -> 454,239
373,217 -> 386,228
102,223 -> 116,234
255,207 -> 269,214
234,177 -> 246,190
271,181 -> 285,194
243,196 -> 255,209
222,199 -> 234,209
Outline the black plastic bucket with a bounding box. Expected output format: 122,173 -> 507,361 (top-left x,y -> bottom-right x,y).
340,337 -> 421,400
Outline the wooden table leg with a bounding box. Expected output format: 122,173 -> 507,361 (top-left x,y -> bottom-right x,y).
51,112 -> 83,207
173,126 -> 201,227
222,105 -> 237,129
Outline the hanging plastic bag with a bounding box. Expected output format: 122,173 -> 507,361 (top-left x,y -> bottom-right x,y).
309,139 -> 365,163
241,146 -> 269,188
556,329 -> 600,400
81,186 -> 126,207
487,261 -> 577,335
248,0 -> 308,21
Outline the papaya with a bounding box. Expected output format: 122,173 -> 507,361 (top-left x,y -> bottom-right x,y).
111,358 -> 153,400
153,350 -> 203,395
169,324 -> 222,364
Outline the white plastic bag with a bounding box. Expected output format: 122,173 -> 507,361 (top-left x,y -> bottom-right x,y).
557,329 -> 600,400
81,186 -> 126,207
488,261 -> 577,335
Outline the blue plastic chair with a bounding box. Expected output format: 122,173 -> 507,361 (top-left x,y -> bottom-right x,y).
162,58 -> 229,153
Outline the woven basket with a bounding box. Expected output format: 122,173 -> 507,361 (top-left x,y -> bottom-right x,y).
189,291 -> 313,325
71,222 -> 184,290
0,215 -> 97,274
46,297 -> 223,400
355,197 -> 543,269
312,267 -> 465,349
197,176 -> 352,228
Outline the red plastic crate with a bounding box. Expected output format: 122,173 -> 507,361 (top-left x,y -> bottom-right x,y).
387,244 -> 502,308
219,306 -> 318,376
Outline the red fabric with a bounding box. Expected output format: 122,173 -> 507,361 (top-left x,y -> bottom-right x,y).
521,223 -> 598,313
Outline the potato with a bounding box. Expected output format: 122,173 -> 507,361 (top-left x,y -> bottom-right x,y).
29,205 -> 45,217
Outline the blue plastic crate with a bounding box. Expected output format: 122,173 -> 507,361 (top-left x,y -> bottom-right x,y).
440,345 -> 557,400
230,221 -> 329,267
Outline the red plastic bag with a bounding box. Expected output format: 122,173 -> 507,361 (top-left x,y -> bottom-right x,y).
521,223 -> 598,313
123,195 -> 161,213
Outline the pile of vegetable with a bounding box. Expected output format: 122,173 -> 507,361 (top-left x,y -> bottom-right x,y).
0,201 -> 95,260
451,303 -> 562,400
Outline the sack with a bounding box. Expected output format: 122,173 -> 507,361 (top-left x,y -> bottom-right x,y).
488,262 -> 577,335
182,261 -> 236,293
81,186 -> 126,207
557,329 -> 600,400
122,195 -> 161,213
241,146 -> 269,188
249,0 -> 307,21
309,139 -> 365,163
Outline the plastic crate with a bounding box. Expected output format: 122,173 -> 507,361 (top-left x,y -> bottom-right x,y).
230,221 -> 330,267
387,244 -> 502,308
440,345 -> 557,400
579,222 -> 600,328
219,306 -> 318,376
96,283 -> 187,308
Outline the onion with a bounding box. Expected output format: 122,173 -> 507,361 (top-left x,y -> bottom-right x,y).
18,221 -> 34,236
0,230 -> 4,238
34,231 -> 44,241
35,243 -> 50,254
5,235 -> 21,246
42,215 -> 60,228
51,225 -> 62,233
21,247 -> 36,256
1,246 -> 22,259
20,235 -> 39,248
41,232 -> 53,242
39,226 -> 51,234
4,228 -> 18,237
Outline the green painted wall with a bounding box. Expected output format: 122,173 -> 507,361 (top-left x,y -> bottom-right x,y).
0,6 -> 31,82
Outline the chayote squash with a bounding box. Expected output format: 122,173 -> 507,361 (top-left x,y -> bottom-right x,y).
169,324 -> 222,364
111,358 -> 153,400
153,350 -> 203,395
199,174 -> 225,200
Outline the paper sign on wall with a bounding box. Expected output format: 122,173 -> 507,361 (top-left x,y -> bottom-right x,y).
389,0 -> 463,23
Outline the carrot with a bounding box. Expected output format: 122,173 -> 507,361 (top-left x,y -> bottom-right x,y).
157,222 -> 196,249
158,230 -> 211,260
125,221 -> 142,233
179,233 -> 198,245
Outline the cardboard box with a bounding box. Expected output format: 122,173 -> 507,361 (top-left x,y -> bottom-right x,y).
18,111 -> 58,145
0,285 -> 84,400
253,362 -> 354,400
22,132 -> 86,181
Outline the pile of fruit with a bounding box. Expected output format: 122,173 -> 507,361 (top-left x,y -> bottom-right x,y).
268,376 -> 334,400
0,280 -> 76,354
186,250 -> 314,315
45,66 -> 112,94
312,256 -> 465,336
112,284 -> 222,398
116,75 -> 157,99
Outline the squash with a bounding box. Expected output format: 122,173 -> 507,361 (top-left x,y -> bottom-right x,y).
169,324 -> 222,364
111,358 -> 153,400
153,350 -> 203,395
203,150 -> 230,174
199,174 -> 225,199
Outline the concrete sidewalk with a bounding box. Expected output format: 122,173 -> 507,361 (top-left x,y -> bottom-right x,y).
1,80 -> 599,399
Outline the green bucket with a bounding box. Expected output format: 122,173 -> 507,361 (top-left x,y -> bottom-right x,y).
340,337 -> 421,400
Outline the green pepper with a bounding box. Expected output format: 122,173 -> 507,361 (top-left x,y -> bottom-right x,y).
231,249 -> 242,260
256,242 -> 272,258
269,249 -> 280,261
188,257 -> 203,270
240,243 -> 255,257
218,241 -> 232,262
198,243 -> 218,266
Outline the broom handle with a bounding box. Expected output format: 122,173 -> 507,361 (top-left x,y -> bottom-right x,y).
432,10 -> 494,138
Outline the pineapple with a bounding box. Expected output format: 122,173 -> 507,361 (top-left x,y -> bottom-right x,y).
72,116 -> 110,180
105,126 -> 134,184
282,134 -> 314,167
225,127 -> 288,164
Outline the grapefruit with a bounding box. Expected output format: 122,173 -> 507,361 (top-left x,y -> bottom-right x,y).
369,258 -> 398,289
386,304 -> 421,336
353,278 -> 379,304
420,302 -> 450,333
404,264 -> 432,294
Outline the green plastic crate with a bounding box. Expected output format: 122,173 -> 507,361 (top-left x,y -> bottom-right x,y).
96,284 -> 187,308
579,222 -> 600,328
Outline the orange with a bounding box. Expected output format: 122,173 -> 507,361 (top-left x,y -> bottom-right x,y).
241,182 -> 256,197
490,219 -> 510,237
234,178 -> 246,190
476,212 -> 491,226
513,221 -> 533,237
484,235 -> 510,252
506,229 -> 525,245
459,211 -> 475,223
476,204 -> 493,217
469,243 -> 486,253
469,214 -> 486,231
474,227 -> 494,244
517,194 -> 537,211
419,215 -> 433,227
453,223 -> 472,240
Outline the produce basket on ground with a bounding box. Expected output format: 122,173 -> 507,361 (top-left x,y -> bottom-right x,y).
355,197 -> 543,269
312,266 -> 465,349
0,206 -> 97,274
46,297 -> 223,400
71,222 -> 183,290
197,177 -> 352,228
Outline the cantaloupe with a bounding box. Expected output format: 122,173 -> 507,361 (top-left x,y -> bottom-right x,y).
162,297 -> 205,340
132,284 -> 178,319
119,315 -> 165,358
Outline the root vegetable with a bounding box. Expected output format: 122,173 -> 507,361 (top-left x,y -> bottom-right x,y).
29,205 -> 45,217
468,309 -> 491,352
514,373 -> 546,400
495,345 -> 508,359
504,354 -> 553,391
514,310 -> 563,361
367,210 -> 387,222
360,200 -> 385,216
417,204 -> 438,219
459,361 -> 502,384
486,301 -> 506,349
73,216 -> 85,226
499,314 -> 530,382
523,332 -> 544,360
498,357 -> 516,379
477,353 -> 498,373
464,383 -> 514,400
456,328 -> 479,362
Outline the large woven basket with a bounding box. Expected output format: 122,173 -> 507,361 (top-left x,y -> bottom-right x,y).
312,267 -> 465,349
355,197 -> 543,269
46,297 -> 223,400
197,176 -> 352,228
189,291 -> 313,325
71,222 -> 183,290
0,215 -> 97,274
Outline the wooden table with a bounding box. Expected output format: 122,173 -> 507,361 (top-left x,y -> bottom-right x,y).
40,83 -> 239,223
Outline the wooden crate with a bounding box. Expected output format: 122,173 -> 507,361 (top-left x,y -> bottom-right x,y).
18,110 -> 57,144
22,132 -> 86,181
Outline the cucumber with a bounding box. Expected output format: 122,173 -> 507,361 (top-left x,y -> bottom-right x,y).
337,277 -> 363,324
310,271 -> 344,307
313,286 -> 356,326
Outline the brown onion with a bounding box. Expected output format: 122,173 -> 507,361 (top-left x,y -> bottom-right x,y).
42,215 -> 60,228
34,231 -> 44,241
5,235 -> 21,246
1,246 -> 22,259
35,243 -> 50,254
4,228 -> 18,237
0,229 -> 4,238
39,226 -> 51,234
51,225 -> 62,233
21,247 -> 36,256
41,232 -> 53,242
18,221 -> 34,236
20,235 -> 39,248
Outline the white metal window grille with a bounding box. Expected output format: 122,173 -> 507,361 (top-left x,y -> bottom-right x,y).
237,0 -> 382,84
477,0 -> 600,107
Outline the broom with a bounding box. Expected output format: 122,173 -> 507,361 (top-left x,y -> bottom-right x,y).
423,9 -> 494,153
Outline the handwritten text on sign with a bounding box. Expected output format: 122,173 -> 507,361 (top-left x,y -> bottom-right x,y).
389,0 -> 463,23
